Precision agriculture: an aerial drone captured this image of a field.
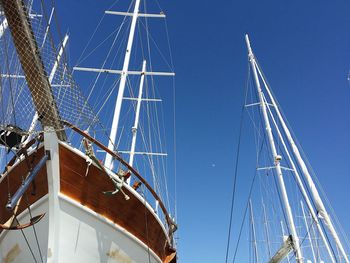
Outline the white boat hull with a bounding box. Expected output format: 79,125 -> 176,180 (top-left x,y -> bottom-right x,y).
0,194 -> 162,263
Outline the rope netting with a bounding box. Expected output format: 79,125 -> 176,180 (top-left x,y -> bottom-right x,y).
0,0 -> 99,137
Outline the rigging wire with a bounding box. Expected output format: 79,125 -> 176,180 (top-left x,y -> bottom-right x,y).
230,142 -> 263,263
139,19 -> 173,71
20,228 -> 38,263
141,185 -> 152,263
80,22 -> 127,103
142,2 -> 164,202
25,200 -> 44,263
171,76 -> 177,220
74,0 -> 122,66
224,105 -> 246,263
226,62 -> 254,262
226,63 -> 267,261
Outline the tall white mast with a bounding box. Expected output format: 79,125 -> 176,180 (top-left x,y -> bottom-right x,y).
105,0 -> 141,169
245,34 -> 303,262
257,56 -> 349,263
128,60 -> 146,174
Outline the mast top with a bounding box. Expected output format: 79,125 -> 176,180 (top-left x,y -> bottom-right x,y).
245,34 -> 254,57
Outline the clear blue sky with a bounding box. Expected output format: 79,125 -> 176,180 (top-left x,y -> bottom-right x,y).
56,0 -> 350,262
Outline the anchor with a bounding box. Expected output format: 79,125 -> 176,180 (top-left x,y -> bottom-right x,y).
82,137 -> 130,200
0,196 -> 45,230
0,153 -> 48,230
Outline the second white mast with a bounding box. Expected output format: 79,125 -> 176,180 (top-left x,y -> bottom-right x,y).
129,60 -> 147,170
105,0 -> 141,170
256,54 -> 349,263
245,34 -> 303,263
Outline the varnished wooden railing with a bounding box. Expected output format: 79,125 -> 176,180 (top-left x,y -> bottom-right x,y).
61,121 -> 177,239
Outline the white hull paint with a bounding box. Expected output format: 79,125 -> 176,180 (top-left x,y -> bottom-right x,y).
0,194 -> 162,263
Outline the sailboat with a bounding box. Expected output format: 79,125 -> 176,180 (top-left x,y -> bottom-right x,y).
225,35 -> 350,263
0,0 -> 177,262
